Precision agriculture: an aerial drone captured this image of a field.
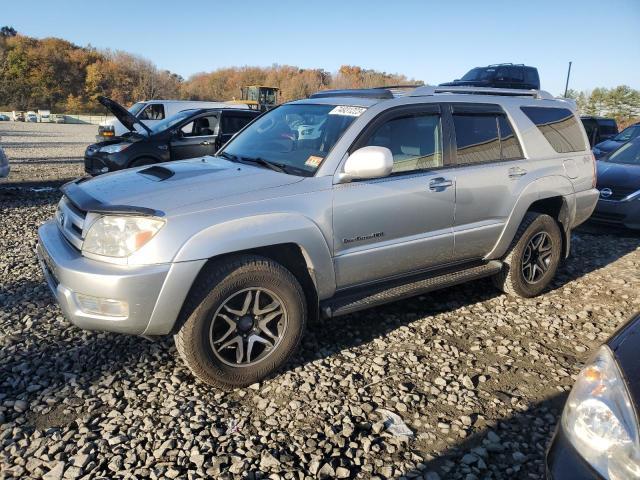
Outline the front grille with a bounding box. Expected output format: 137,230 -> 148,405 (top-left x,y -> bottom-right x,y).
56,196 -> 87,250
598,186 -> 639,201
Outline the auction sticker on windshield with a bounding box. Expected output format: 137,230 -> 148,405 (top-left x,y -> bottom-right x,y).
329,106 -> 367,117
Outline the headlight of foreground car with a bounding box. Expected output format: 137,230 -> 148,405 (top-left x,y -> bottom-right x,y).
82,216 -> 165,257
562,346 -> 640,479
99,143 -> 130,154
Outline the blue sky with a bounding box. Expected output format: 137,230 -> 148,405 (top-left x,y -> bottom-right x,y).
4,0 -> 639,95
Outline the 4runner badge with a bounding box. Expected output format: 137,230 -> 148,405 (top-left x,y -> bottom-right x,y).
343,232 -> 384,244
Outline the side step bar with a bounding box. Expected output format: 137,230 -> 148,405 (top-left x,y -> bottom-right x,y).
321,260 -> 503,318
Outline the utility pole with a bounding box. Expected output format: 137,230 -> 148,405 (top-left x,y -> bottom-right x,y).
564,61 -> 572,97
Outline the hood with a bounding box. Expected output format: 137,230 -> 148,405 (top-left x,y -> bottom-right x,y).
72,156 -> 303,215
594,139 -> 623,152
597,160 -> 640,189
98,96 -> 152,136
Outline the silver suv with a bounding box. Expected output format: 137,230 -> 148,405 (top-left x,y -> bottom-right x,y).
37,86 -> 599,388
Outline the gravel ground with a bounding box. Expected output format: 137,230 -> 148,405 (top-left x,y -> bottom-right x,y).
0,125 -> 639,479
0,122 -> 95,184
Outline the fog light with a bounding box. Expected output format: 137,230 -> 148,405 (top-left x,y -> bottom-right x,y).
75,293 -> 128,317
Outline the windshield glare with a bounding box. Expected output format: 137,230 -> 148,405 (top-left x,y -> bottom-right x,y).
461,67 -> 495,81
150,109 -> 197,134
128,102 -> 145,116
614,125 -> 640,142
220,104 -> 363,176
606,138 -> 640,165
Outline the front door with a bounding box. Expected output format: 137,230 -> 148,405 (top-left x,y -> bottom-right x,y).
332,105 -> 456,289
217,111 -> 257,150
170,114 -> 219,160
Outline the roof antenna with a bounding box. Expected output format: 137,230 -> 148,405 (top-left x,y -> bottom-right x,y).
563,61 -> 572,98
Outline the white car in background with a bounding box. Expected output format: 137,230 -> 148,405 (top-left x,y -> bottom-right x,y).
26,111 -> 38,122
97,99 -> 251,140
38,110 -> 51,122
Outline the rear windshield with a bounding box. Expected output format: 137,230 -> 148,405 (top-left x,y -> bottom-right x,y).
614,125 -> 640,142
598,119 -> 618,135
521,107 -> 587,153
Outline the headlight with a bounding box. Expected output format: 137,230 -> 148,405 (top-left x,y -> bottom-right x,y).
82,216 -> 165,257
562,346 -> 640,479
99,143 -> 130,154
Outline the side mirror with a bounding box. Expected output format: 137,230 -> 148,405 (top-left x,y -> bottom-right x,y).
340,146 -> 393,182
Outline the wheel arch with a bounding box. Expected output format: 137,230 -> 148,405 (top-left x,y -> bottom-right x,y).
487,176 -> 576,260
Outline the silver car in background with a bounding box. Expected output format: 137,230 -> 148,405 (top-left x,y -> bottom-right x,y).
37,85 -> 599,388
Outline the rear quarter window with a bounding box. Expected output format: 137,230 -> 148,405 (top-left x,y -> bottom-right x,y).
521,107 -> 587,153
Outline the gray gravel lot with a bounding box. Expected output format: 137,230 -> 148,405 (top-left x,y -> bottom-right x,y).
0,124 -> 639,479
0,122 -> 95,183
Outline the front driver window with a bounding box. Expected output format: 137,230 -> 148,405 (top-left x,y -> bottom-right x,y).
364,113 -> 443,173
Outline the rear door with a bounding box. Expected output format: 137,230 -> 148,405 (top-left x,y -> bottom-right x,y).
332,103 -> 456,288
170,113 -> 220,160
447,103 -> 529,261
217,111 -> 258,149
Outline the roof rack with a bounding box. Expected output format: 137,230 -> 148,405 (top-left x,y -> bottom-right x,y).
486,63 -> 526,67
410,85 -> 555,100
309,85 -> 558,102
309,88 -> 394,100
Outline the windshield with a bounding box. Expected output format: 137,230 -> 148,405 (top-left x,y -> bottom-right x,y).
128,102 -> 145,116
605,138 -> 640,165
150,109 -> 198,134
461,67 -> 495,81
613,125 -> 640,142
220,103 -> 363,176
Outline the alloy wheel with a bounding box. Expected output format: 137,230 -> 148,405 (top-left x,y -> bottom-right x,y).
209,287 -> 287,367
521,231 -> 553,284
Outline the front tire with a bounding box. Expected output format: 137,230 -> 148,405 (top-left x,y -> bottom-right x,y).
492,212 -> 562,298
174,255 -> 306,389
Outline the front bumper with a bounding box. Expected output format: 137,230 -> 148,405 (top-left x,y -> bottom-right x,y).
546,426 -> 603,479
84,148 -> 125,176
590,197 -> 640,230
36,220 -> 205,335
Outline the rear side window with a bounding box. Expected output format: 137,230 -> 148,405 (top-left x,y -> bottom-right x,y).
598,119 -> 618,136
521,107 -> 586,153
453,114 -> 523,164
221,113 -> 254,134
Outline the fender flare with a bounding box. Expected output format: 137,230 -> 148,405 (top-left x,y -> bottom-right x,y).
172,213 -> 336,299
486,176 -> 575,260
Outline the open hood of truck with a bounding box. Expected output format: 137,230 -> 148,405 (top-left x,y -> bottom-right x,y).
98,96 -> 152,136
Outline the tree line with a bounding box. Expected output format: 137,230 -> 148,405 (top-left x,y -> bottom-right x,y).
0,29 -> 416,112
1,27 -> 639,129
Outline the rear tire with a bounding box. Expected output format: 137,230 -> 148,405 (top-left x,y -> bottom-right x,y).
174,255 -> 306,389
492,212 -> 562,298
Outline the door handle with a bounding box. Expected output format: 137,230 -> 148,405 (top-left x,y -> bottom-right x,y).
200,141 -> 211,146
429,177 -> 454,191
508,166 -> 527,178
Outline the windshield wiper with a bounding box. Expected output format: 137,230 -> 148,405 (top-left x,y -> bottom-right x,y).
218,151 -> 239,162
239,156 -> 287,173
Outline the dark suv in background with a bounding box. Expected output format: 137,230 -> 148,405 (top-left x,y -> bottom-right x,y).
440,63 -> 540,90
580,116 -> 618,147
85,97 -> 260,175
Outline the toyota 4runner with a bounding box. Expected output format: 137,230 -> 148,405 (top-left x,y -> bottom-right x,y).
37,85 -> 599,388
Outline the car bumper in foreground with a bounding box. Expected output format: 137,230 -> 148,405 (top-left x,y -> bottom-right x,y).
546,426 -> 603,479
36,220 -> 205,335
591,198 -> 640,230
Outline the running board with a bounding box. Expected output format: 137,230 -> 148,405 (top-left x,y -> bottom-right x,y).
322,260 -> 503,318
